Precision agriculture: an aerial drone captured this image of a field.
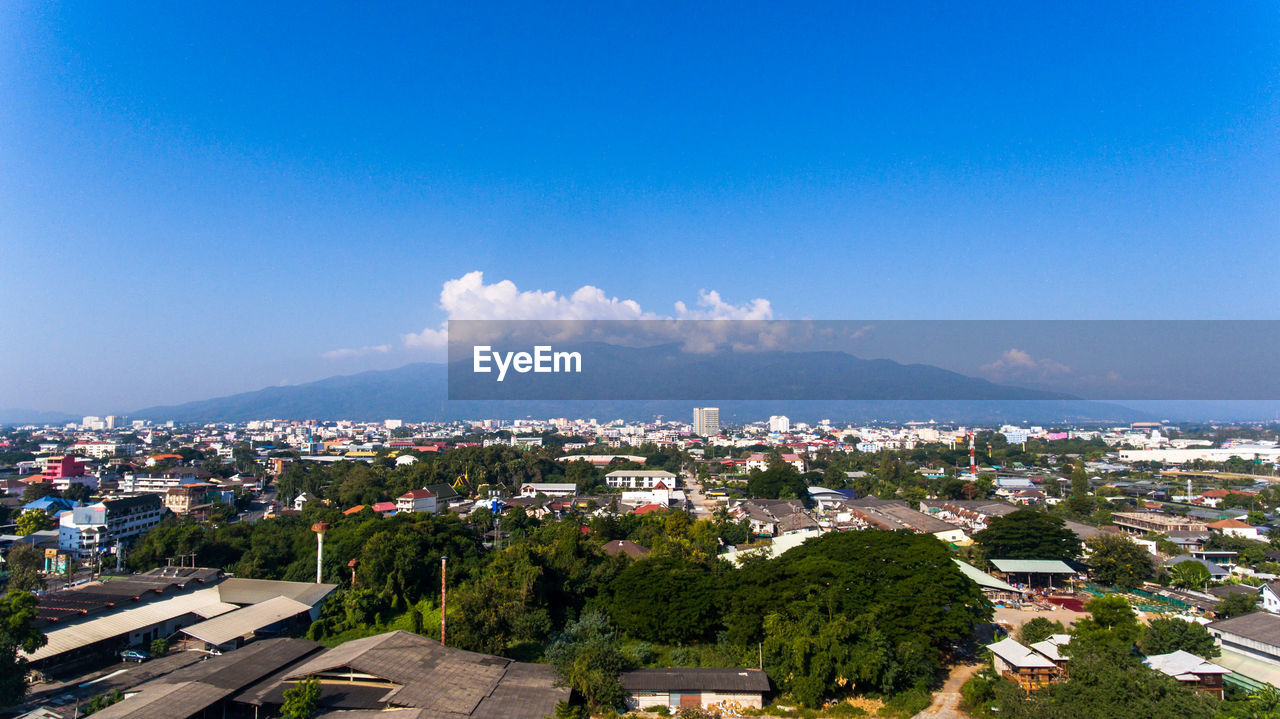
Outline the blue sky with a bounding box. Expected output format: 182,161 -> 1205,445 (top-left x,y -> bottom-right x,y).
2,2 -> 1278,412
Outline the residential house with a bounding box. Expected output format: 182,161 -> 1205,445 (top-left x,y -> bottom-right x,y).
396,489 -> 438,514
602,540 -> 651,560
987,637 -> 1059,690
292,492 -> 317,511
1143,650 -> 1228,698
918,499 -> 1018,533
1207,518 -> 1263,542
1260,583 -> 1280,614
729,499 -> 819,537
1029,634 -> 1072,668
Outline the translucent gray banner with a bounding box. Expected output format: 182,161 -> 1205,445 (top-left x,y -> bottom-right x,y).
446,320 -> 1280,400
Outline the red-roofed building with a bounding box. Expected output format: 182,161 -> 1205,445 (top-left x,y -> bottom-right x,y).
343,504 -> 367,516
632,503 -> 666,515
396,489 -> 438,514
1207,518 -> 1261,540
745,452 -> 806,472
371,501 -> 398,516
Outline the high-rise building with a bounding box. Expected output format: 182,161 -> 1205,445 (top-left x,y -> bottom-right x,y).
768,415 -> 790,433
693,407 -> 720,437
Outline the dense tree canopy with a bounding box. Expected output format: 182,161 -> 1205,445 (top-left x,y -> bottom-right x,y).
745,464 -> 807,500
727,531 -> 991,704
608,556 -> 723,644
1140,618 -> 1218,658
1086,534 -> 1153,589
973,509 -> 1081,562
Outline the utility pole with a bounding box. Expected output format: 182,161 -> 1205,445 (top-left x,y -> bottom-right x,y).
440,555 -> 448,646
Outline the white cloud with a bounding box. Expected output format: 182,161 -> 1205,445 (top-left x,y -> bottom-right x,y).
321,344 -> 391,360
980,348 -> 1073,377
674,290 -> 772,320
403,271 -> 774,354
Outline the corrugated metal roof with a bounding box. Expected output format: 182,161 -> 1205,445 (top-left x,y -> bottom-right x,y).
22,588 -> 237,662
620,668 -> 770,693
243,631 -> 568,717
952,559 -> 1019,592
179,595 -> 313,646
987,637 -> 1056,669
89,638 -> 322,719
989,559 -> 1077,574
216,578 -> 337,607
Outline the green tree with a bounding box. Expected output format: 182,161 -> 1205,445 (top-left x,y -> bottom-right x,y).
1065,462 -> 1093,516
1018,617 -> 1067,645
1069,595 -> 1141,657
1140,618 -> 1218,658
16,509 -> 54,536
544,612 -> 627,712
727,531 -> 990,703
608,557 -> 721,644
746,465 -> 806,500
1086,534 -> 1153,589
973,509 -> 1081,561
994,644 -> 1217,719
1167,560 -> 1212,590
3,543 -> 45,592
1215,591 -> 1260,619
280,677 -> 321,719
0,590 -> 47,707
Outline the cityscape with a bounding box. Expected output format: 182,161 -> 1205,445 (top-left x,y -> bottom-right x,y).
3,3 -> 1280,719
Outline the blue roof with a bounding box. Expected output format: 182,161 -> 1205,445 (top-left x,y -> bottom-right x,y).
22,496 -> 79,513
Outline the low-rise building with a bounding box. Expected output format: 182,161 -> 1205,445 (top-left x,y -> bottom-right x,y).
1112,511 -> 1209,535
396,488 -> 438,514
621,668 -> 770,711
1143,650 -> 1228,698
987,637 -> 1059,690
519,482 -> 577,498
606,469 -> 678,489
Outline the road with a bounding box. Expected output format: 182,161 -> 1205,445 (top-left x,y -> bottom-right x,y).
683,472 -> 716,517
913,662 -> 981,719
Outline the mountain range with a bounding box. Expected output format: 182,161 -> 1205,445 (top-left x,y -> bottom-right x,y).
119,345 -> 1152,424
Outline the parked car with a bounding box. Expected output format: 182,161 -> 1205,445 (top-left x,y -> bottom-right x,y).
119,649 -> 150,663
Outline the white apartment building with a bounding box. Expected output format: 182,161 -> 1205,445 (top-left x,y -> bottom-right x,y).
768,415 -> 790,433
59,494 -> 166,559
605,469 -> 678,490
396,489 -> 438,514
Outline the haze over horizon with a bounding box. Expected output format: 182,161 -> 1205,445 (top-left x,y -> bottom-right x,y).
3,3 -> 1278,412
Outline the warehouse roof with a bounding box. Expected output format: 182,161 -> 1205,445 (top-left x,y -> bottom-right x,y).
22,587 -> 237,662
237,630 -> 566,717
952,559 -> 1019,593
179,595 -> 313,646
216,577 -> 337,606
990,559 -> 1077,574
1210,612 -> 1280,648
89,638 -> 322,719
